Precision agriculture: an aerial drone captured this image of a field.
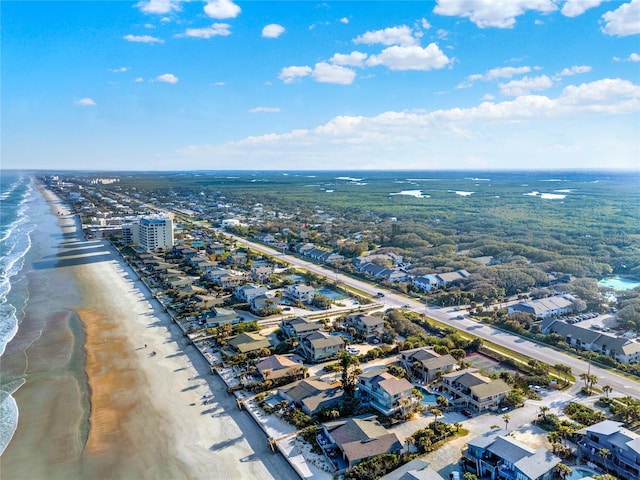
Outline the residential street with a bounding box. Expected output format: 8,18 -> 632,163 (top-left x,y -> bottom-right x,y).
225,232 -> 640,401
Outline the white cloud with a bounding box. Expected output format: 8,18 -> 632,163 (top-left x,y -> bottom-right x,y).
179,78 -> 640,169
561,0 -> 608,17
262,24 -> 285,38
366,43 -> 452,71
557,65 -> 592,76
629,53 -> 640,61
420,18 -> 432,29
178,23 -> 231,38
135,0 -> 181,14
155,73 -> 179,83
340,17 -> 349,24
278,65 -> 313,83
123,34 -> 164,43
434,0 -> 558,28
135,77 -> 145,83
75,98 -> 96,106
210,81 -> 226,86
312,63 -> 356,84
354,25 -> 418,47
500,75 -> 554,96
204,0 -> 241,19
558,78 -> 640,107
601,0 -> 640,36
108,67 -> 129,73
330,51 -> 368,68
249,107 -> 281,113
463,66 -> 534,87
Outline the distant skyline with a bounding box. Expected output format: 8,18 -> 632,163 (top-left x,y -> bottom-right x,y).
2,0 -> 639,171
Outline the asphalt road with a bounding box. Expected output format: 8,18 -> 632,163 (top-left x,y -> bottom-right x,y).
226,232 -> 640,401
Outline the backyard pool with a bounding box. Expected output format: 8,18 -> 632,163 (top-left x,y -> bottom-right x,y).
418,387 -> 438,404
566,467 -> 597,480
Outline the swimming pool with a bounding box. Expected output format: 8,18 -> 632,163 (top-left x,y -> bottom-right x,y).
565,467 -> 597,480
417,387 -> 438,404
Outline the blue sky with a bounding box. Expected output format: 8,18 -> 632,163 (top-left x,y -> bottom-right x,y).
2,0 -> 639,171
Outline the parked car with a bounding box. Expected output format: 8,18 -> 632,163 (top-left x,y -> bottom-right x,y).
461,409 -> 473,418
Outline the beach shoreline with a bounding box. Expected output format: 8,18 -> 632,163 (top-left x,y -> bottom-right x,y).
1,181 -> 297,479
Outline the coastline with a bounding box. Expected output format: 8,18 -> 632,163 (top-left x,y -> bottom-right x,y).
1,181 -> 296,479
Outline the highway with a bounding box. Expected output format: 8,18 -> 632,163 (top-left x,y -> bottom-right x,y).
226,231 -> 640,400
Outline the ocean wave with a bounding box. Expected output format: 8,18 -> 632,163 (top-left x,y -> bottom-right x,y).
0,176 -> 36,356
0,388 -> 20,456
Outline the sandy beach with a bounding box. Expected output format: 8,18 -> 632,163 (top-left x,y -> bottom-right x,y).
1,184 -> 296,479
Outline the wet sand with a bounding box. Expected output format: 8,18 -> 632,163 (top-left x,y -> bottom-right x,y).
0,183 -> 296,479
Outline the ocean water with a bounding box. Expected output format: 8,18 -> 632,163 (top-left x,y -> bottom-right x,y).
0,172 -> 36,454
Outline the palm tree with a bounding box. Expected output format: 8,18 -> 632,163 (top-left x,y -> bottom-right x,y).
602,385 -> 612,399
548,431 -> 561,453
579,372 -> 598,394
555,463 -> 573,480
430,407 -> 442,423
339,351 -> 361,399
538,405 -> 550,422
502,413 -> 510,431
453,421 -> 462,433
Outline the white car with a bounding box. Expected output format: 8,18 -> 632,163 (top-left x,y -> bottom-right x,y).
347,347 -> 360,355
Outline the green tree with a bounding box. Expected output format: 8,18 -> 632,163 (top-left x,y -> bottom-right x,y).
339,351 -> 361,399
502,413 -> 510,431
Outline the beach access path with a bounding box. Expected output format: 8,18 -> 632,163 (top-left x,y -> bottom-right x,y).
40,187 -> 298,480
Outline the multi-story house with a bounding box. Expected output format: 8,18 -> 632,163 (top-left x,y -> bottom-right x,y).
576,420 -> 640,480
357,367 -> 418,416
299,331 -> 344,363
281,317 -> 323,339
543,320 -> 640,364
412,270 -> 470,292
401,347 -> 458,383
463,429 -> 561,480
286,284 -> 316,304
279,378 -> 344,416
234,285 -> 268,303
251,265 -> 273,282
508,294 -> 576,319
318,415 -> 403,473
346,314 -> 385,339
439,368 -> 511,412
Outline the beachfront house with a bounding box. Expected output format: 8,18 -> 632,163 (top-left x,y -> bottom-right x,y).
439,368 -> 511,412
299,332 -> 345,363
462,429 -> 561,480
318,415 -> 403,472
357,368 -> 417,416
576,420 -> 640,479
198,307 -> 241,328
256,354 -> 305,382
379,459 -> 445,480
279,378 -> 345,416
401,346 -> 458,383
227,332 -> 271,355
